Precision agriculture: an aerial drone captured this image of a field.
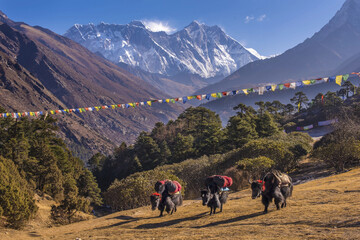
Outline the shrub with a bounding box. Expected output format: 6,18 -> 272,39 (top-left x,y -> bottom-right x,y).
312,138 -> 360,172
237,156 -> 275,178
238,139 -> 296,172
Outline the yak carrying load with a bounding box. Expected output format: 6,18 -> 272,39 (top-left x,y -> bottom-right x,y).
151,179 -> 183,216
201,175 -> 232,215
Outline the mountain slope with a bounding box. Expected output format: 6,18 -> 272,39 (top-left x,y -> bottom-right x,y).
64,21 -> 259,79
0,13 -> 183,156
198,0 -> 360,94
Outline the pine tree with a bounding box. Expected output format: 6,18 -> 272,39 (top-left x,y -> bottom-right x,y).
290,91 -> 309,112
225,114 -> 258,150
255,111 -> 280,138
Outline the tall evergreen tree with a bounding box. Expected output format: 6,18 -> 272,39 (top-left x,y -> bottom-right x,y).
290,91 -> 309,112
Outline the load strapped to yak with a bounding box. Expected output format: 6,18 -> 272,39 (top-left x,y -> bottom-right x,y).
155,179 -> 182,195
205,175 -> 233,193
269,170 -> 291,188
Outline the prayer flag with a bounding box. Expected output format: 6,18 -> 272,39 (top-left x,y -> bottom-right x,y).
266,86 -> 271,91
271,85 -> 277,91
303,80 -> 311,85
279,84 -> 284,90
258,87 -> 264,95
147,101 -> 152,106
335,75 -> 343,86
206,94 -> 211,100
284,83 -> 290,88
343,74 -> 349,81
290,82 -> 296,89
243,89 -> 248,95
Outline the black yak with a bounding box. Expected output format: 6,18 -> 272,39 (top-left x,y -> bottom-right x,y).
151,180 -> 183,216
250,170 -> 293,213
150,191 -> 183,216
201,188 -> 229,215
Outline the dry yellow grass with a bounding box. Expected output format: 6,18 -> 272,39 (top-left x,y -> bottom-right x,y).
1,168 -> 360,240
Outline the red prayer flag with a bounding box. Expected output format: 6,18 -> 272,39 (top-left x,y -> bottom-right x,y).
196,95 -> 202,100
284,83 -> 291,88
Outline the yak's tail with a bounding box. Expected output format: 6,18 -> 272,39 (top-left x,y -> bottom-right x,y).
289,176 -> 294,197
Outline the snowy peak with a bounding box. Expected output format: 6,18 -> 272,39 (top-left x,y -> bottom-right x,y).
64,21 -> 260,78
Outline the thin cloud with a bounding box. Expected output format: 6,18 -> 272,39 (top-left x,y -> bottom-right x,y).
142,20 -> 176,34
245,14 -> 266,23
244,16 -> 255,23
257,14 -> 267,22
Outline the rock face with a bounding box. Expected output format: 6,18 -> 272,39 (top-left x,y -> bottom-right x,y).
198,0 -> 360,94
0,12 -> 183,158
64,21 -> 260,79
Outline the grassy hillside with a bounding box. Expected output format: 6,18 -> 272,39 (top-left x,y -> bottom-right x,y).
2,166 -> 359,239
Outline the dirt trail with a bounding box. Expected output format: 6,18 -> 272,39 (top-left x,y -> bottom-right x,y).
1,167 -> 359,240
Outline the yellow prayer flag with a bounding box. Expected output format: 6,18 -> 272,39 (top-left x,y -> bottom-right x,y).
335,75 -> 342,86
302,80 -> 311,85
111,105 -> 116,109
50,110 -> 55,114
271,85 -> 277,91
243,89 -> 248,95
166,99 -> 170,103
147,101 -> 152,106
211,93 -> 217,98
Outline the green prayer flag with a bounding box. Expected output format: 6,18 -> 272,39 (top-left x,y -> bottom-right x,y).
343,74 -> 349,81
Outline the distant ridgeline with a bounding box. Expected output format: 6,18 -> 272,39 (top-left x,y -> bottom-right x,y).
1,72 -> 358,119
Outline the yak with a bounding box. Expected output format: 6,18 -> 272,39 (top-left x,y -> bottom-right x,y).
150,191 -> 183,217
201,188 -> 229,215
250,170 -> 293,213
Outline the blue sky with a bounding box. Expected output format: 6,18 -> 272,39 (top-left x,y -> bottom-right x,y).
1,0 -> 346,56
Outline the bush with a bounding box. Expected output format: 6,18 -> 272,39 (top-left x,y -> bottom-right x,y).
238,139 -> 296,172
104,170 -> 185,211
237,156 -> 275,178
312,139 -> 360,172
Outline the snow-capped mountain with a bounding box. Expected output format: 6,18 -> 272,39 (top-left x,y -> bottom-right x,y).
64,21 -> 260,79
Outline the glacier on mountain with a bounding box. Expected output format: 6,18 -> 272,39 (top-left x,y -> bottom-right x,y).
65,21 -> 260,78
